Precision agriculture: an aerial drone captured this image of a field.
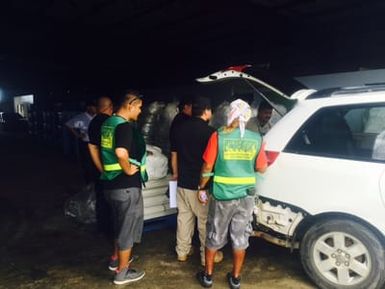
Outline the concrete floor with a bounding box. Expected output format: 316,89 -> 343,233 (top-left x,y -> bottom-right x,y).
0,133 -> 315,289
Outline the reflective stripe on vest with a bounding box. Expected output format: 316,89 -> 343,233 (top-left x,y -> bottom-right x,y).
104,163 -> 121,171
202,172 -> 214,177
211,127 -> 262,200
213,175 -> 256,185
104,158 -> 146,172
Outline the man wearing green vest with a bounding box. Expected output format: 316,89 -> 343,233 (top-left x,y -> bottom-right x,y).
196,99 -> 268,289
99,91 -> 147,285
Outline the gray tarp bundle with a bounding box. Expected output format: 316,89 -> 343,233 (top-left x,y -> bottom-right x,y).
64,184 -> 96,224
139,101 -> 178,154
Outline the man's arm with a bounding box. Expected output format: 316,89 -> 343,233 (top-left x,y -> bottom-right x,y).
197,132 -> 218,204
198,131 -> 218,189
115,147 -> 139,176
197,161 -> 214,205
88,143 -> 103,173
171,151 -> 178,180
257,164 -> 267,174
65,115 -> 83,139
66,125 -> 82,139
255,143 -> 268,173
198,161 -> 214,190
114,123 -> 138,176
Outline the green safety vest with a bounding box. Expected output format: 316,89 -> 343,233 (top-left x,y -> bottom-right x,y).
100,115 -> 148,183
212,127 -> 262,200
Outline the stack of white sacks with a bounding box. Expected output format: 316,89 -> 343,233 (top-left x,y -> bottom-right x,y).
142,145 -> 176,220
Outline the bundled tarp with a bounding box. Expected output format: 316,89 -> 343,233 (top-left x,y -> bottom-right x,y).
138,101 -> 178,154
64,184 -> 96,224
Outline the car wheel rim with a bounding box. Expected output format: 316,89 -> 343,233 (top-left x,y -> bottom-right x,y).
312,231 -> 371,286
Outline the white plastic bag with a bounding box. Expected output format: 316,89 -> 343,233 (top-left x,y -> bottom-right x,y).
146,145 -> 168,180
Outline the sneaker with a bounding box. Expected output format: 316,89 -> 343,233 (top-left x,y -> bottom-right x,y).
196,271 -> 213,288
108,257 -> 119,271
177,247 -> 194,262
201,250 -> 224,266
113,267 -> 145,285
226,272 -> 241,289
108,255 -> 137,271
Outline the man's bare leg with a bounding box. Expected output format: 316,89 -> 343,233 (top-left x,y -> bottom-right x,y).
205,247 -> 217,275
118,248 -> 132,271
232,249 -> 246,278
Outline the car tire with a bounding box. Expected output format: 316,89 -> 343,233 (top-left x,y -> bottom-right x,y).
300,219 -> 385,289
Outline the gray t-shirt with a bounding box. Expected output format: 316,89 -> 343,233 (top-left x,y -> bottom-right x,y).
246,116 -> 271,136
65,112 -> 94,142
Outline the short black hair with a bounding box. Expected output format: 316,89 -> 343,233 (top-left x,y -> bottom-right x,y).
192,96 -> 211,117
116,90 -> 142,109
258,100 -> 273,112
178,95 -> 193,111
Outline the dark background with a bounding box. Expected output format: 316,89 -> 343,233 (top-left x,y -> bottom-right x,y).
0,0 -> 384,103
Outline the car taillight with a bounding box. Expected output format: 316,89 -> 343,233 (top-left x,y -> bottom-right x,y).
265,150 -> 280,166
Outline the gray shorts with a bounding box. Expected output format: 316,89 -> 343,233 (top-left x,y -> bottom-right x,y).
104,187 -> 144,250
206,196 -> 254,251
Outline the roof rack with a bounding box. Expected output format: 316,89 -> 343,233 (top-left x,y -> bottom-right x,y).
306,85 -> 385,99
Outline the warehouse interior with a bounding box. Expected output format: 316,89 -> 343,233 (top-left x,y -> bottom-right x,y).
0,1 -> 384,288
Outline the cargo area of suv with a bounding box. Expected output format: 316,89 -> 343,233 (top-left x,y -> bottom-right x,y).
199,67 -> 385,289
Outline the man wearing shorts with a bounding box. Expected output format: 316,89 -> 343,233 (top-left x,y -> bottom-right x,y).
100,91 -> 146,285
196,99 -> 267,289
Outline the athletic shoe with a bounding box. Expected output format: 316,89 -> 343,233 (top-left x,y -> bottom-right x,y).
196,271 -> 213,288
108,255 -> 137,271
113,267 -> 145,285
226,272 -> 241,289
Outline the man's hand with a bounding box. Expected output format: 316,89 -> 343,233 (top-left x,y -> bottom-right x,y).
88,143 -> 103,173
197,189 -> 208,205
115,148 -> 138,176
171,152 -> 178,181
127,164 -> 139,176
170,173 -> 178,181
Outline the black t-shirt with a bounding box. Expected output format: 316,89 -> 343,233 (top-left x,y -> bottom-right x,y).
102,122 -> 142,190
174,117 -> 215,190
88,113 -> 110,146
169,112 -> 190,151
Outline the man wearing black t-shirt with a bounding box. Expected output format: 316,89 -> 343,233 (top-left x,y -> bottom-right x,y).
98,91 -> 146,285
88,96 -> 113,237
173,97 -> 223,266
88,96 -> 113,172
170,96 -> 192,180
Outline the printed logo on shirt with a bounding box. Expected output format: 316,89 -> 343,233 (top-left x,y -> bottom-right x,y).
101,126 -> 114,149
223,139 -> 258,160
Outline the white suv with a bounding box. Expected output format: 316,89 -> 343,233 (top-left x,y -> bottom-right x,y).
198,68 -> 385,289
257,86 -> 385,289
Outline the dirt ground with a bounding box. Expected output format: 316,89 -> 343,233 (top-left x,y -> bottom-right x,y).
0,133 -> 316,289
